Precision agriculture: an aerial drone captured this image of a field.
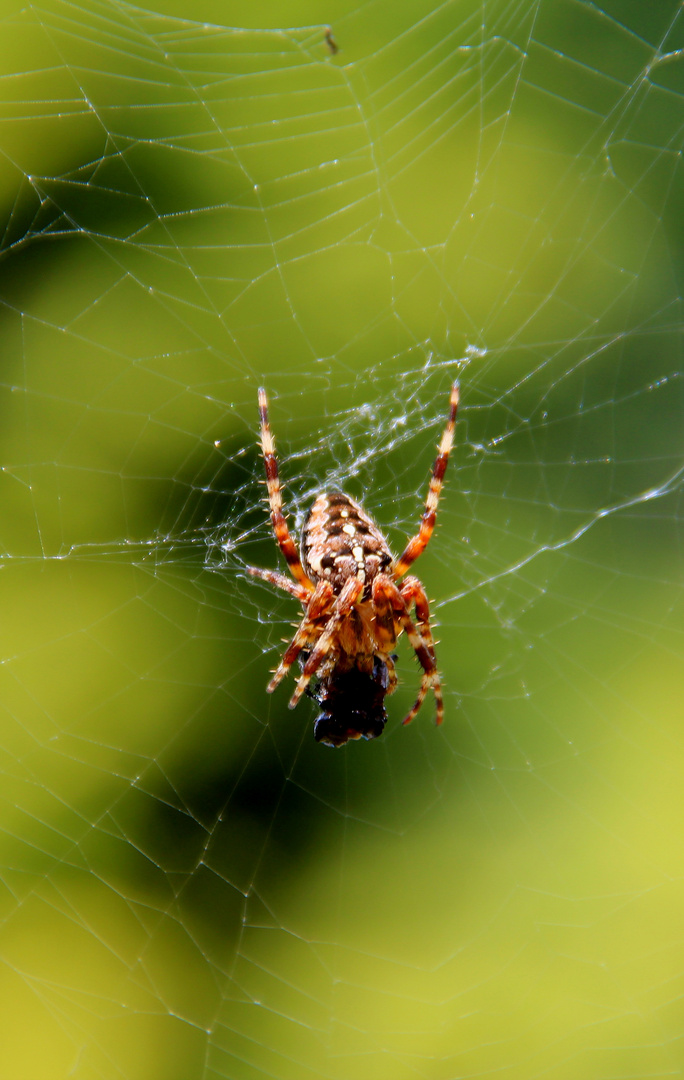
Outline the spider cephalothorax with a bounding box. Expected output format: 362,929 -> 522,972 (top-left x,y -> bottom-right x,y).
248,383 -> 459,746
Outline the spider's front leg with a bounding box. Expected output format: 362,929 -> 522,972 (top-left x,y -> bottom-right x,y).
373,575 -> 444,726
267,580 -> 334,694
289,576 -> 364,709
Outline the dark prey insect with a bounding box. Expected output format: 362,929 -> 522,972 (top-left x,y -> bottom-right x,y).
247,383 -> 459,747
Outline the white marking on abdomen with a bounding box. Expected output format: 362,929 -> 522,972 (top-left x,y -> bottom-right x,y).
352,544 -> 366,582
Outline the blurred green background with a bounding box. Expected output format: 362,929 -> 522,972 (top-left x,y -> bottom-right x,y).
0,1 -> 683,1077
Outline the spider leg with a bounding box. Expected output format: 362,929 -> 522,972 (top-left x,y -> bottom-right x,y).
401,576 -> 437,660
371,575 -> 397,656
258,387 -> 314,590
394,382 -> 458,579
267,580 -> 334,693
400,576 -> 444,726
289,576 -> 364,709
247,565 -> 311,603
374,575 -> 444,726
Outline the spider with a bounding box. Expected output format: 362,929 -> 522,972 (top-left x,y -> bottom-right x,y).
247,382 -> 459,747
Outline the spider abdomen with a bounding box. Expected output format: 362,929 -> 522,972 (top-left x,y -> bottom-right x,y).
300,491 -> 393,595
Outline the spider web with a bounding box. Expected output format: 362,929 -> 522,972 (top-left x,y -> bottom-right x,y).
0,1 -> 683,1077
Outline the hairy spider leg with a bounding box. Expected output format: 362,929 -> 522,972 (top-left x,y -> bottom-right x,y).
371,575 -> 398,656
401,576 -> 438,661
394,382 -> 459,579
258,387 -> 314,590
289,576 -> 364,708
397,600 -> 444,726
267,580 -> 334,693
246,565 -> 310,603
374,576 -> 444,726
400,662 -> 443,727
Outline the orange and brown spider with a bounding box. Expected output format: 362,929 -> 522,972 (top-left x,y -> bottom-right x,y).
248,383 -> 459,746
